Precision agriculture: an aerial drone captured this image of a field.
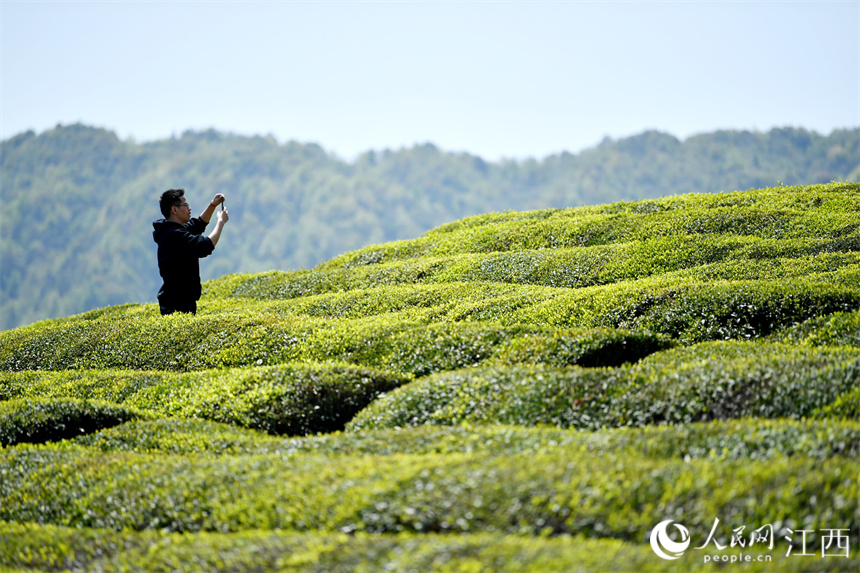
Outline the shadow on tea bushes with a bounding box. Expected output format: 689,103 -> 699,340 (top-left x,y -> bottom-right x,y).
1,364 -> 412,437
0,398 -> 152,446
489,327 -> 674,368
182,364 -> 411,435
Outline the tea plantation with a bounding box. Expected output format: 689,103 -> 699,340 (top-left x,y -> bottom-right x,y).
1,182 -> 859,572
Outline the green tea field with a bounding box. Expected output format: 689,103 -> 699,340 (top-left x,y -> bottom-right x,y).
1,182 -> 859,572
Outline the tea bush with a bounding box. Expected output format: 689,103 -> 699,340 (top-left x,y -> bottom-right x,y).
303,419 -> 860,461
348,341 -> 860,431
217,183 -> 860,310
5,522 -> 851,573
670,252 -> 860,285
0,369 -> 171,402
0,311 -> 329,372
429,235 -> 846,289
0,293 -> 673,373
73,418 -> 287,456
814,386 -> 860,419
620,341 -> 860,425
75,418 -> 860,461
228,257 -> 458,301
1,443 -> 856,543
348,453 -> 858,542
775,310 -> 860,347
347,365 -> 618,431
0,364 -> 411,437
173,363 -> 410,435
306,321 -> 673,376
0,398 -> 151,446
284,282 -> 474,319
223,235 -> 860,305
510,279 -> 860,342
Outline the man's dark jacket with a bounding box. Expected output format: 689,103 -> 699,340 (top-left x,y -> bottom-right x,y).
152,217 -> 214,309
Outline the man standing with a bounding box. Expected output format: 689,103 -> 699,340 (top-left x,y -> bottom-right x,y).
153,189 -> 229,315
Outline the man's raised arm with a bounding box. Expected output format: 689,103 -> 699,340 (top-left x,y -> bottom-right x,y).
208,208 -> 229,247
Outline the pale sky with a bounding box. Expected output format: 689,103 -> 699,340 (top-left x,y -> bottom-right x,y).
1,0 -> 858,161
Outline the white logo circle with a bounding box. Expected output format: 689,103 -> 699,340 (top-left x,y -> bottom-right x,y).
650,519 -> 691,560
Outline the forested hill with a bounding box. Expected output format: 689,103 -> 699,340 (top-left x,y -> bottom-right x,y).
2,123 -> 858,330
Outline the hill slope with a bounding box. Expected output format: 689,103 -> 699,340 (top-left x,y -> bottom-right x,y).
2,124 -> 858,330
1,182 -> 859,571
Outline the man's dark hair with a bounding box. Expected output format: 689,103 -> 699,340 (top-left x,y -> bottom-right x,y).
159,189 -> 185,218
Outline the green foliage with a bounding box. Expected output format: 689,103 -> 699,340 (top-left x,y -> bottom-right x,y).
6,523 -> 853,573
0,364 -> 410,437
499,278 -> 859,343
775,310 -> 860,347
73,418 -> 287,456
347,365 -> 611,430
0,303 -> 671,374
348,341 -> 860,431
1,442 -> 857,545
74,418 -> 860,461
815,386 -> 860,419
303,321 -> 672,375
322,182 -> 860,265
619,341 -> 860,425
0,398 -> 150,446
0,311 -> 322,372
171,364 -> 409,436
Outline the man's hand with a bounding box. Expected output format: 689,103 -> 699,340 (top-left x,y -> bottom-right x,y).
209,207 -> 229,246
201,194 -> 226,223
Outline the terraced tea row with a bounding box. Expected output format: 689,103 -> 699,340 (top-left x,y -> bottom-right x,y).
3,335 -> 857,443
0,315 -> 672,373
7,522 -> 853,573
3,277 -> 858,374
2,441 -> 856,540
72,417 -> 860,461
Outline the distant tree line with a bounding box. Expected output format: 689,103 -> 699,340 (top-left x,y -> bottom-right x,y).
1,123 -> 857,330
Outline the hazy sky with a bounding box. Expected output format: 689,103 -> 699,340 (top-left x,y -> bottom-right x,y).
2,1 -> 858,160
